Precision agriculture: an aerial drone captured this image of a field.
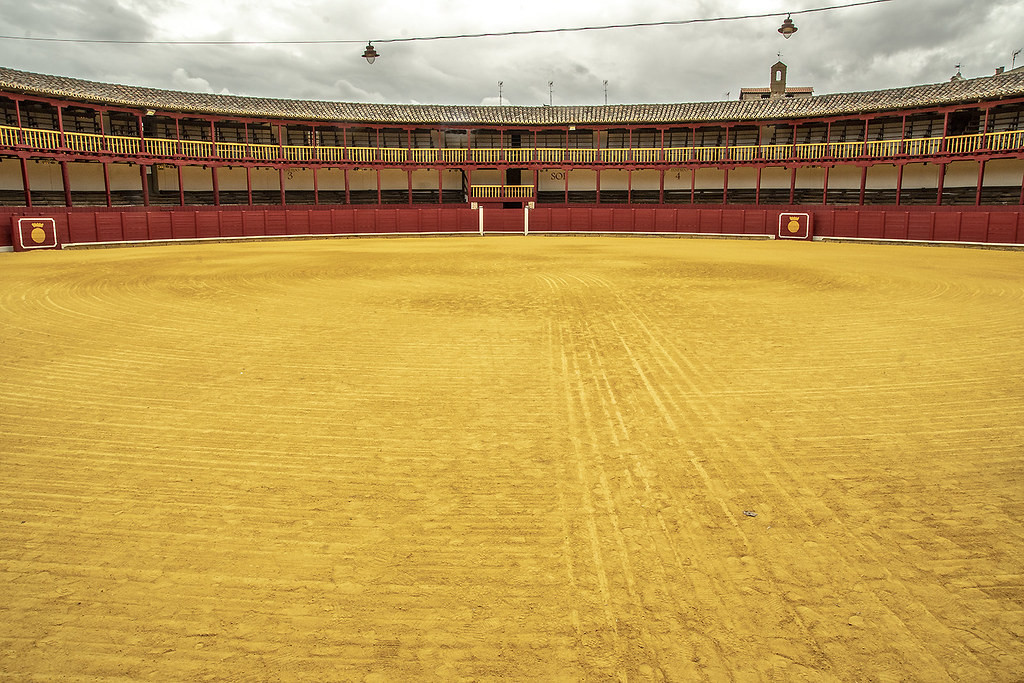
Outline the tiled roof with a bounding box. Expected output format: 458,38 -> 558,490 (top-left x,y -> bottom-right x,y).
1,65 -> 1023,126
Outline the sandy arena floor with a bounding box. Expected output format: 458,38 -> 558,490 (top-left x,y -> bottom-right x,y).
1,235 -> 1022,681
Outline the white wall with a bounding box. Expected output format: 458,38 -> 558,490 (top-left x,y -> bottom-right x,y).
983,158 -> 1024,186
599,169 -> 628,191
759,166 -> 791,189
26,160 -> 63,191
0,157 -> 23,191
828,165 -> 862,189
902,163 -> 939,189
865,164 -> 897,189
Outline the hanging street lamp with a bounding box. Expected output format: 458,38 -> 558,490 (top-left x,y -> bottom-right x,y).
778,15 -> 798,39
362,42 -> 379,64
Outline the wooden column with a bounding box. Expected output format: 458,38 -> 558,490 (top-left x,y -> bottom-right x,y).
246,166 -> 253,206
895,163 -> 903,206
20,156 -> 32,207
822,166 -> 829,205
344,167 -> 351,204
976,159 -> 986,206
658,168 -> 665,205
177,165 -> 185,206
313,167 -> 319,206
936,162 -> 946,206
60,160 -> 72,207
789,167 -> 797,205
279,167 -> 287,206
211,166 -> 220,206
755,166 -> 762,205
859,166 -> 867,205
722,168 -> 729,204
140,164 -> 150,206
103,163 -> 111,207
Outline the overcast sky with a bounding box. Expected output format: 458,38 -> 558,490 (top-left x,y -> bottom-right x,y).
1,0 -> 1022,107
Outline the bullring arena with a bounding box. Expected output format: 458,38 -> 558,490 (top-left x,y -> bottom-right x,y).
1,46 -> 1024,680
1,235 -> 1023,680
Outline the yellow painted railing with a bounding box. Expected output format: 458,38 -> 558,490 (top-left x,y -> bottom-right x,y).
568,149 -> 598,163
215,141 -> 248,159
471,184 -> 535,198
2,124 -> 1022,167
828,141 -> 862,158
143,138 -> 177,157
632,148 -> 661,163
410,148 -> 438,163
664,148 -> 693,163
0,125 -> 19,146
505,148 -> 534,164
536,148 -> 566,163
106,135 -> 140,155
441,148 -> 467,163
20,128 -> 60,149
472,148 -> 501,163
729,145 -> 760,161
989,129 -> 1024,150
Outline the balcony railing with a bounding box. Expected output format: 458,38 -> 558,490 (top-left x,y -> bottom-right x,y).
1,124 -> 1021,167
471,185 -> 535,199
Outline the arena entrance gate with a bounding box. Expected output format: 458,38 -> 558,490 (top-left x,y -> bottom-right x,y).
476,203 -> 531,235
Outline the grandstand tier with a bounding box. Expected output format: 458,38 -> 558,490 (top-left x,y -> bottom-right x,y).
1,65 -> 1022,248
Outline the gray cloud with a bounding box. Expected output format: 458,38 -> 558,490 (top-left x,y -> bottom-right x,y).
0,0 -> 1021,107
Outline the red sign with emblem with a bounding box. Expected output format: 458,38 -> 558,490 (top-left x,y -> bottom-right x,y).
15,217 -> 58,251
778,212 -> 811,240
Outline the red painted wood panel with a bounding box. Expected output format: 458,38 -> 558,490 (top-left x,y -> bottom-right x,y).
485,208 -> 523,233
123,213 -> 149,241
612,208 -> 634,232
700,209 -> 722,234
68,214 -> 96,243
932,213 -> 959,241
265,211 -> 287,235
309,210 -> 332,234
95,213 -> 123,242
170,212 -> 196,239
378,209 -> 399,233
654,209 -> 676,232
857,212 -> 885,239
960,214 -> 989,242
242,212 -> 265,237
195,212 -> 219,238
147,212 -> 172,240
883,212 -> 908,240
286,210 -> 310,235
987,213 -> 1018,243
907,213 -> 933,241
220,212 -> 243,237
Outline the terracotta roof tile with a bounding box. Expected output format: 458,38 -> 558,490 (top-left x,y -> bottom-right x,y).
1,65 -> 1023,126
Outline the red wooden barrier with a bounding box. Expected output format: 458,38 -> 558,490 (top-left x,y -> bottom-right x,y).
2,205 -> 1021,250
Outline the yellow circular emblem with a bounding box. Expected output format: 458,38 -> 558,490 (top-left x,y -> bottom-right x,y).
31,227 -> 47,244
787,218 -> 801,234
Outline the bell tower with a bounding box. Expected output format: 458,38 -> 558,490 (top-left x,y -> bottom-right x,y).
770,61 -> 787,98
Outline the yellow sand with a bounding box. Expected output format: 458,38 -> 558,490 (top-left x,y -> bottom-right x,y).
1,236 -> 1022,681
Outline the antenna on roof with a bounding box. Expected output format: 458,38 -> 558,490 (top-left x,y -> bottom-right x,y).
1013,49 -> 1022,69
